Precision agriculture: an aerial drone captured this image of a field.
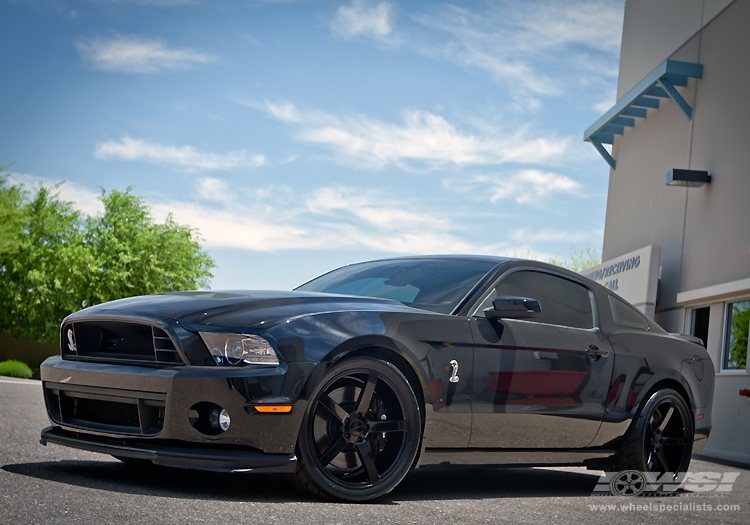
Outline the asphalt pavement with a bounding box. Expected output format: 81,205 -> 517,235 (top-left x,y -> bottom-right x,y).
1,378 -> 748,524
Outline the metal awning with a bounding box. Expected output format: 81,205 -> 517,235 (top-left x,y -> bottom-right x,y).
584,59 -> 703,169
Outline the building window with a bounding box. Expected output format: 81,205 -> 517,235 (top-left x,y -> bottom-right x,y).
689,306 -> 710,348
723,300 -> 750,371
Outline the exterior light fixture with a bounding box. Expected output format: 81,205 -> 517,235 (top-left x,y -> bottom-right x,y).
665,169 -> 711,187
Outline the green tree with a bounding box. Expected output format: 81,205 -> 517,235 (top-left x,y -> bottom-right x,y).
547,242 -> 601,272
0,181 -> 215,344
0,168 -> 26,255
728,303 -> 749,370
83,189 -> 214,305
0,183 -> 89,342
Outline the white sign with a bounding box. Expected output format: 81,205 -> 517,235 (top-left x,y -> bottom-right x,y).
580,245 -> 661,318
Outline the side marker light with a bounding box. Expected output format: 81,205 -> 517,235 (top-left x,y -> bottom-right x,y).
254,405 -> 293,413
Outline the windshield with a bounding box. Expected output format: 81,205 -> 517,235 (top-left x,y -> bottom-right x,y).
296,258 -> 497,314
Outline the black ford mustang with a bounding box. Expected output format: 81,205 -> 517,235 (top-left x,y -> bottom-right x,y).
40,256 -> 714,501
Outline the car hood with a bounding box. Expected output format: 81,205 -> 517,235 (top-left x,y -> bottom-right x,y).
65,290 -> 417,332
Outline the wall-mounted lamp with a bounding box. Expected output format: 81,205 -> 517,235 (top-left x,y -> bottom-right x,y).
665,169 -> 712,187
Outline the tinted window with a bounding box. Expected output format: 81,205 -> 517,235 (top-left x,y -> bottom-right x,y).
296,259 -> 497,314
475,270 -> 594,329
609,295 -> 649,330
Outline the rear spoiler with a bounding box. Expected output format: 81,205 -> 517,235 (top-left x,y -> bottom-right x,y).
669,333 -> 704,346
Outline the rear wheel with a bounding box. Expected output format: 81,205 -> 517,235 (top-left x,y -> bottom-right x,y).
616,388 -> 694,487
295,357 -> 421,502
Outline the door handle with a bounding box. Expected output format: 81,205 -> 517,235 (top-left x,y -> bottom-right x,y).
586,344 -> 609,360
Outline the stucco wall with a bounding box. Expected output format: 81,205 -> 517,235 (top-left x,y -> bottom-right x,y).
603,0 -> 750,464
680,1 -> 750,293
617,0 -> 734,97
604,0 -> 750,323
604,36 -> 700,319
702,374 -> 750,463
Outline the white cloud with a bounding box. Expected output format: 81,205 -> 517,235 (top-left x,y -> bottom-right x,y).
592,89 -> 617,114
4,171 -> 479,255
150,183 -> 481,254
150,199 -> 311,252
76,35 -> 217,73
509,227 -> 594,244
5,172 -> 105,216
197,177 -> 232,203
513,1 -> 624,54
262,100 -> 569,169
265,100 -> 303,122
303,186 -> 473,252
306,188 -> 475,253
104,0 -> 197,5
94,136 -> 265,172
416,11 -> 556,98
470,170 -> 582,205
406,1 -> 623,107
332,0 -> 394,41
4,173 -> 600,263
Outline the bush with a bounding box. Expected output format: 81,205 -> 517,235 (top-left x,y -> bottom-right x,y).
0,359 -> 33,379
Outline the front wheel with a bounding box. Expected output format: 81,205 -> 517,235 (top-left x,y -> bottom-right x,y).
616,388 -> 694,486
295,357 -> 421,502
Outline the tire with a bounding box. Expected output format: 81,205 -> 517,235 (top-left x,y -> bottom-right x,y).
616,388 -> 694,487
295,357 -> 421,502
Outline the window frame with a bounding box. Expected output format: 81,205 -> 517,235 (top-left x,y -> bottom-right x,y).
608,295 -> 650,331
721,298 -> 750,372
470,267 -> 600,331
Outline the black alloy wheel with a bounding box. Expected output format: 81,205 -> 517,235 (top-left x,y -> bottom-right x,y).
617,388 -> 694,487
295,357 -> 421,502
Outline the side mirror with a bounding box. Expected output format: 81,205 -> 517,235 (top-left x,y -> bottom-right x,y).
484,296 -> 541,320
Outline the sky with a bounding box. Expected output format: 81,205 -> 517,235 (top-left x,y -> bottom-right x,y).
1,0 -> 625,290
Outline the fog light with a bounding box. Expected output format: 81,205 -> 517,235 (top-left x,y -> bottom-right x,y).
209,408 -> 231,432
219,409 -> 230,431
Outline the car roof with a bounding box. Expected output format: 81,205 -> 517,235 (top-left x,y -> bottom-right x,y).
344,254 -> 519,265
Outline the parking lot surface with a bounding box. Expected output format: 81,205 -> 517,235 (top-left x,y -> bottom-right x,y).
1,379 -> 747,524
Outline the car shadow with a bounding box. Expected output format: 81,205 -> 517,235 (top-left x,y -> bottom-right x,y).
2,460 -> 306,503
2,460 -> 603,503
395,466 -> 602,501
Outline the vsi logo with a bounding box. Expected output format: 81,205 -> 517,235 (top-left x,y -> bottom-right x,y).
593,471 -> 741,495
609,470 -> 647,496
66,328 -> 77,353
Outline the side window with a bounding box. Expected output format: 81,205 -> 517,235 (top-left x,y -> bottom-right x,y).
476,270 -> 594,329
609,295 -> 650,330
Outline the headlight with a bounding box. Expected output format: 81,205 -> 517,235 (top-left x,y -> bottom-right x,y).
199,332 -> 280,366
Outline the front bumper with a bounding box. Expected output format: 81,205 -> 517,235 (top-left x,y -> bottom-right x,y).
40,426 -> 297,473
40,356 -> 313,456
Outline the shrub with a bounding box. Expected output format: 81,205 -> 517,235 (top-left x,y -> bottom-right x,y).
0,359 -> 33,379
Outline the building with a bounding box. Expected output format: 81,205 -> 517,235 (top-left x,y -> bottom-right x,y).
583,0 -> 750,464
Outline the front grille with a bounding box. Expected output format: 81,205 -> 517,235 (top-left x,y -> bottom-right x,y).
63,321 -> 183,365
75,398 -> 140,427
44,384 -> 166,436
